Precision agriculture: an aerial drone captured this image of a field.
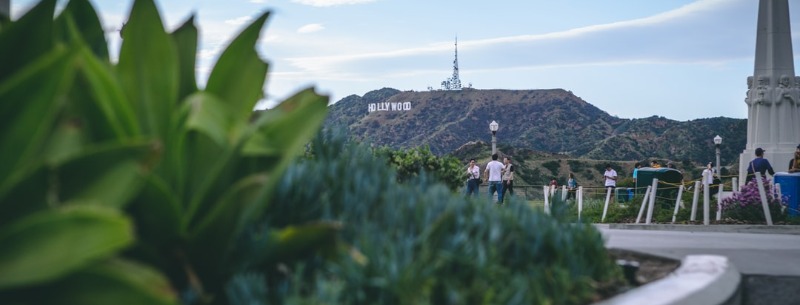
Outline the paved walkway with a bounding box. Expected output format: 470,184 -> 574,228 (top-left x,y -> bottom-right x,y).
596,224 -> 800,276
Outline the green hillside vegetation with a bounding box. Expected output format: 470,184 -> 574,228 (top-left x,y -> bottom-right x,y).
325,88 -> 747,172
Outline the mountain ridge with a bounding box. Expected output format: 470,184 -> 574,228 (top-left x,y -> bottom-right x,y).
324,87 -> 746,167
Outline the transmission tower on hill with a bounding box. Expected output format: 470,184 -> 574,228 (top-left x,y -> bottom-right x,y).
441,37 -> 463,90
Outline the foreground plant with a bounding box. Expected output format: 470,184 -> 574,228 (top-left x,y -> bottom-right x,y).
248,130 -> 624,305
0,0 -> 334,304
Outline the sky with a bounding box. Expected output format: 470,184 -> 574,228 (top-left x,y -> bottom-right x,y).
11,0 -> 800,121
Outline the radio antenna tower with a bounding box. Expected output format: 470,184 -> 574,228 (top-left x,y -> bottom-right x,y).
441,36 -> 462,90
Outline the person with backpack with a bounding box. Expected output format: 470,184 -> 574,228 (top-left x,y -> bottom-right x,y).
465,159 -> 481,197
746,148 -> 775,183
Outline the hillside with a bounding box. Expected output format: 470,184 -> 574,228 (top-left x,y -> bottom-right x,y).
325,88 -> 747,169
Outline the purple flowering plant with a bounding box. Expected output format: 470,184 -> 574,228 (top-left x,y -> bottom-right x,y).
720,178 -> 788,222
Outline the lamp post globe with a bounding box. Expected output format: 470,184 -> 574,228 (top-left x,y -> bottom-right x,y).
489,121 -> 499,155
713,135 -> 722,180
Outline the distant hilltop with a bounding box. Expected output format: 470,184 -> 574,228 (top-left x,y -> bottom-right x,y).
324,87 -> 746,165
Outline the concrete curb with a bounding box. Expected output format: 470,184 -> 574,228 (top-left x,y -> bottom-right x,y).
594,255 -> 740,305
607,224 -> 800,235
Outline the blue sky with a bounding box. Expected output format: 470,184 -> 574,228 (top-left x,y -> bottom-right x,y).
12,0 -> 800,121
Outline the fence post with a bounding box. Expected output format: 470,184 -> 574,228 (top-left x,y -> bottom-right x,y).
671,185 -> 685,224
703,171 -> 710,225
716,182 -> 724,221
577,186 -> 583,222
754,172 -> 774,226
543,186 -> 550,215
601,187 -> 612,222
691,181 -> 701,221
561,185 -> 567,201
646,178 -> 659,224
635,185 -> 652,224
732,177 -> 739,193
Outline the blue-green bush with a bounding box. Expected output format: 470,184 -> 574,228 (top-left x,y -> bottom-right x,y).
237,131 -> 623,305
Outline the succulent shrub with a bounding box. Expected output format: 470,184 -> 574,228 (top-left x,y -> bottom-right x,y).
0,0 -> 334,304
248,130 -> 624,305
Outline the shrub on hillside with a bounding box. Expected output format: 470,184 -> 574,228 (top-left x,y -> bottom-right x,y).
541,160 -> 561,177
374,145 -> 464,191
567,160 -> 587,173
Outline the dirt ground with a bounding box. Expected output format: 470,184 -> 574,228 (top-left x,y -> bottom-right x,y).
608,248 -> 680,285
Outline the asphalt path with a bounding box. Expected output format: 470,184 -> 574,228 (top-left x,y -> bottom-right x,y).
596,225 -> 800,276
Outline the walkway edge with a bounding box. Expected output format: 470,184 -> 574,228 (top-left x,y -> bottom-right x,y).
608,223 -> 800,235
594,255 -> 740,305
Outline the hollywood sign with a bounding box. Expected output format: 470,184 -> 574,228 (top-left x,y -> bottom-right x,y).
368,102 -> 412,112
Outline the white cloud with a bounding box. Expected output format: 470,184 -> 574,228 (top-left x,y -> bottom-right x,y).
291,0 -> 376,7
297,23 -> 325,34
283,0 -> 754,77
224,16 -> 253,26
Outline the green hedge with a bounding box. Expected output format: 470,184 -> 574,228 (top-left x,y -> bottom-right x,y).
248,131 -> 624,305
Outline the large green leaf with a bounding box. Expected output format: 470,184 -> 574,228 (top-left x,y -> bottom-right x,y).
0,166 -> 49,225
187,174 -> 268,288
54,142 -> 155,209
205,12 -> 269,122
0,0 -> 55,83
126,175 -> 183,246
180,92 -> 240,223
239,87 -> 328,187
185,92 -> 237,147
117,0 -> 178,138
75,47 -> 141,140
171,15 -> 198,102
55,0 -> 108,60
0,206 -> 133,289
0,47 -> 76,191
242,88 -> 328,158
181,128 -> 230,222
25,258 -> 178,305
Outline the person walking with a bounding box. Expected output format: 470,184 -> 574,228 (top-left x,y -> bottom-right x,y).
746,147 -> 775,183
465,159 -> 481,197
702,162 -> 717,194
501,156 -> 514,203
484,154 -> 505,204
603,164 -> 617,190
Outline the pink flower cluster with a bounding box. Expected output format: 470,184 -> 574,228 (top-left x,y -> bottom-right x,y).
720,178 -> 787,211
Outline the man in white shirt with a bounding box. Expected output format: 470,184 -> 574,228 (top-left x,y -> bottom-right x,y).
484,154 -> 505,204
603,164 -> 617,190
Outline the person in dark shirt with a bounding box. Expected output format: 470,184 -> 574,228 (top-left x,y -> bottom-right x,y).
746,147 -> 775,183
789,144 -> 800,173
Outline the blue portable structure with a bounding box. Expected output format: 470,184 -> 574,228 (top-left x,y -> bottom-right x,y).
774,172 -> 800,217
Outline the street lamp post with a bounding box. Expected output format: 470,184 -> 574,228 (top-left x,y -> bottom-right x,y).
713,135 -> 722,180
489,120 -> 499,155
